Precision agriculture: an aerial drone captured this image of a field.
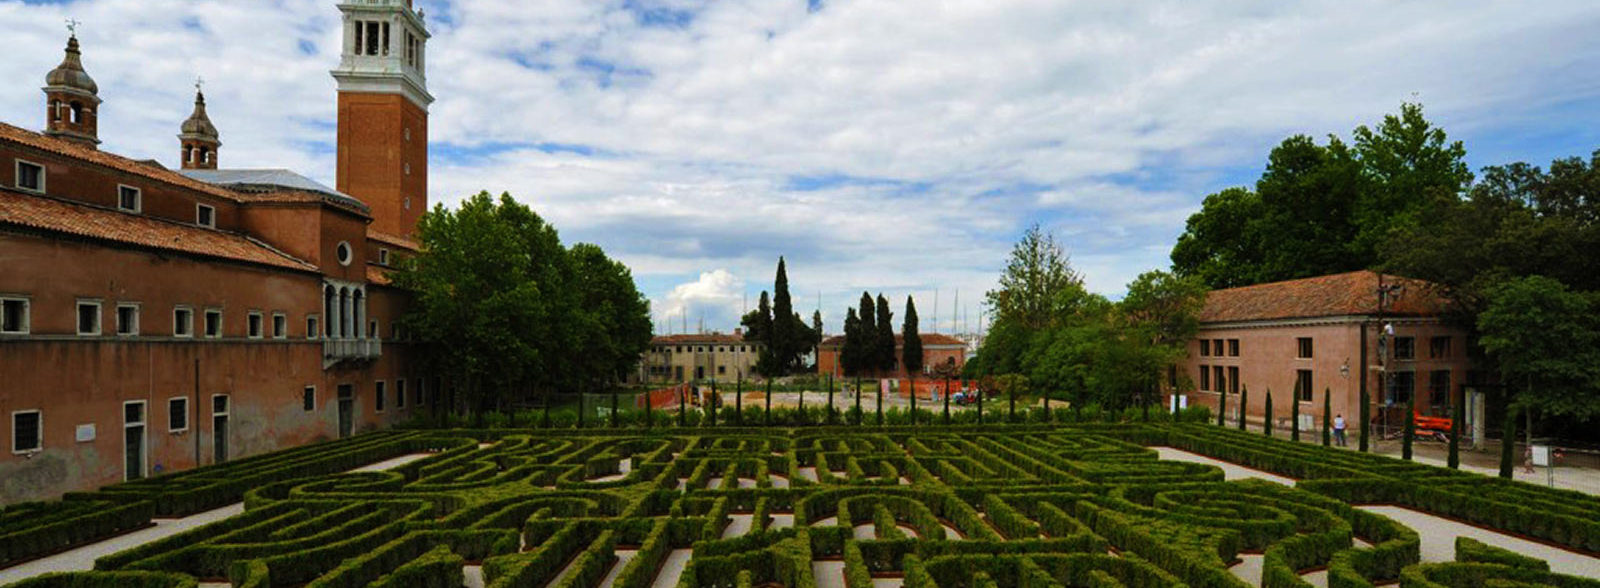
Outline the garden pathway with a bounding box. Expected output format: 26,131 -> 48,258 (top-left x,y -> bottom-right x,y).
1356,505 -> 1600,579
650,549 -> 692,588
0,452 -> 435,586
1151,447 -> 1297,485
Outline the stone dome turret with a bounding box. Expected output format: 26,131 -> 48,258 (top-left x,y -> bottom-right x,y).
180,91 -> 219,140
45,36 -> 99,96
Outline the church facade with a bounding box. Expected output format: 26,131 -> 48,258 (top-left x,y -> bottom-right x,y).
1,0 -> 436,504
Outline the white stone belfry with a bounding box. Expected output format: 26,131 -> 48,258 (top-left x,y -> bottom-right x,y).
330,0 -> 433,110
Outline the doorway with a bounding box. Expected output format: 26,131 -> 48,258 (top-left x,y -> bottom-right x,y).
212,394 -> 230,464
337,384 -> 354,438
123,401 -> 146,480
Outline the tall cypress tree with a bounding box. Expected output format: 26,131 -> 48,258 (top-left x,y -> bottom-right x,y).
772,257 -> 796,374
858,293 -> 877,375
875,293 -> 895,373
1322,388 -> 1332,447
1264,389 -> 1274,437
903,297 -> 923,423
1239,385 -> 1249,431
842,308 -> 860,376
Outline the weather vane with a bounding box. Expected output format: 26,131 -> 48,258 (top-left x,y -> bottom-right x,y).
66,18 -> 81,36
196,76 -> 205,94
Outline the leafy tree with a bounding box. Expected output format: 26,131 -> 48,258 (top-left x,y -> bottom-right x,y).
567,243 -> 653,394
986,224 -> 1084,330
397,192 -> 649,424
740,291 -> 779,377
1477,276 -> 1600,422
902,296 -> 923,377
1173,103 -> 1470,288
875,293 -> 896,372
741,258 -> 821,376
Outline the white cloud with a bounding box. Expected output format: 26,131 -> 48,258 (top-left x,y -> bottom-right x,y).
656,269 -> 745,334
3,0 -> 1599,334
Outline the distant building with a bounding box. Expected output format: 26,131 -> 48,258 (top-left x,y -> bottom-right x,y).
1177,271 -> 1481,434
1,0 -> 433,503
635,332 -> 765,383
816,333 -> 968,380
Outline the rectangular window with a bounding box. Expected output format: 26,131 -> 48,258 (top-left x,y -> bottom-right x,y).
1227,366 -> 1239,395
204,309 -> 222,338
1295,369 -> 1313,402
196,204 -> 216,228
1214,366 -> 1226,395
368,320 -> 378,338
1297,337 -> 1313,359
174,307 -> 194,337
272,312 -> 287,339
168,397 -> 189,433
117,185 -> 142,212
12,410 -> 42,453
381,22 -> 391,56
213,395 -> 229,415
1429,336 -> 1451,359
1390,371 -> 1415,404
415,379 -> 426,406
1199,340 -> 1210,357
1199,365 -> 1210,391
116,303 -> 139,336
378,248 -> 390,265
77,300 -> 101,336
375,381 -> 386,412
396,380 -> 406,409
15,160 -> 45,193
1,297 -> 30,334
307,315 -> 320,340
1394,336 -> 1415,360
303,386 -> 316,411
247,311 -> 263,339
124,401 -> 145,426
1228,339 -> 1240,357
354,19 -> 364,54
1428,370 -> 1451,408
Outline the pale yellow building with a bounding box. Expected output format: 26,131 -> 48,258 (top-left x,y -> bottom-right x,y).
636,333 -> 765,383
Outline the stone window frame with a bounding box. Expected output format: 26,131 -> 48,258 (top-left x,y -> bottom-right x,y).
306,314 -> 320,340
168,397 -> 189,434
196,203 -> 217,228
115,302 -> 140,336
173,306 -> 195,338
272,312 -> 288,339
396,379 -> 406,409
303,386 -> 316,412
76,298 -> 102,336
375,380 -> 386,413
336,241 -> 354,266
0,295 -> 31,335
246,310 -> 264,340
14,159 -> 46,194
11,409 -> 42,454
117,184 -> 142,213
203,308 -> 223,339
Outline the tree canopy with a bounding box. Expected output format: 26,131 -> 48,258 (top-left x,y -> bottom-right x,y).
739,257 -> 820,377
1172,103 -> 1472,288
395,192 -> 652,421
901,296 -> 923,377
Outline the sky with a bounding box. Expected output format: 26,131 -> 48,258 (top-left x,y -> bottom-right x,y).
3,0 -> 1598,336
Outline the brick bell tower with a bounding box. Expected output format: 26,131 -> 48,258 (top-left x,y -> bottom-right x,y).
42,31 -> 102,148
331,0 -> 432,237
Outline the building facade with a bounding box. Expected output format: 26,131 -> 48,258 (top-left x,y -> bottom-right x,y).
636,333 -> 765,383
1,0 -> 434,504
1176,271 -> 1480,435
816,333 -> 968,380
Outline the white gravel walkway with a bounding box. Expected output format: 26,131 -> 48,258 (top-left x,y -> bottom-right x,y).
598,550 -> 637,588
812,561 -> 846,588
345,452 -> 437,473
1152,447 -> 1297,485
1357,505 -> 1600,579
0,502 -> 245,585
650,549 -> 692,588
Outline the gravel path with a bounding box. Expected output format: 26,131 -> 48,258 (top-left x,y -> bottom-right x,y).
1228,553 -> 1264,586
1152,447 -> 1297,485
812,561 -> 846,588
464,565 -> 485,588
722,514 -> 754,538
0,502 -> 245,584
1357,505 -> 1600,579
598,550 -> 637,588
345,452 -> 437,473
650,549 -> 692,588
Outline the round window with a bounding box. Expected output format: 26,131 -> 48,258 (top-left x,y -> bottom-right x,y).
336,241 -> 353,266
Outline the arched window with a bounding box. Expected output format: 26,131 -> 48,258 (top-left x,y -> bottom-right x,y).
69,102 -> 83,124
324,285 -> 337,337
201,147 -> 211,165
185,146 -> 194,164
51,100 -> 62,121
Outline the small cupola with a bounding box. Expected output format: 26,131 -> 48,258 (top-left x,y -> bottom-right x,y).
42,31 -> 103,148
179,86 -> 221,170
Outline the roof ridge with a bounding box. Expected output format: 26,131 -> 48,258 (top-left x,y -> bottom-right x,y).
0,121 -> 246,203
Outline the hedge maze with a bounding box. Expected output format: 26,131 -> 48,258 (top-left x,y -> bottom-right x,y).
2,424 -> 1598,588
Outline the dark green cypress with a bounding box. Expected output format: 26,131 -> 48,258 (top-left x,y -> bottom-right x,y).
1263,389 -> 1273,438
1291,387 -> 1300,442
1448,395 -> 1462,469
1322,388 -> 1332,447
1239,385 -> 1249,431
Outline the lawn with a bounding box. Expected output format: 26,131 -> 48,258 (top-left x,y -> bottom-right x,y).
1,423 -> 1597,588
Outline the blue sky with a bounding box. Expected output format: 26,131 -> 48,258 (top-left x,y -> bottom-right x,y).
3,0 -> 1599,335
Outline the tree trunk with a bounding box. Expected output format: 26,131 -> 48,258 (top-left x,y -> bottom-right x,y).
1448,393 -> 1462,469
1499,401 -> 1517,479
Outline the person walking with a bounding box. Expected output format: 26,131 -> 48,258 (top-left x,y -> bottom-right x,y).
1333,414 -> 1348,447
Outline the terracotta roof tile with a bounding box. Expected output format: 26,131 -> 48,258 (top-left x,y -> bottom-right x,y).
820,333 -> 965,348
652,334 -> 751,345
366,264 -> 393,286
366,228 -> 419,251
0,188 -> 316,272
0,122 -> 245,202
1200,270 -> 1448,323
